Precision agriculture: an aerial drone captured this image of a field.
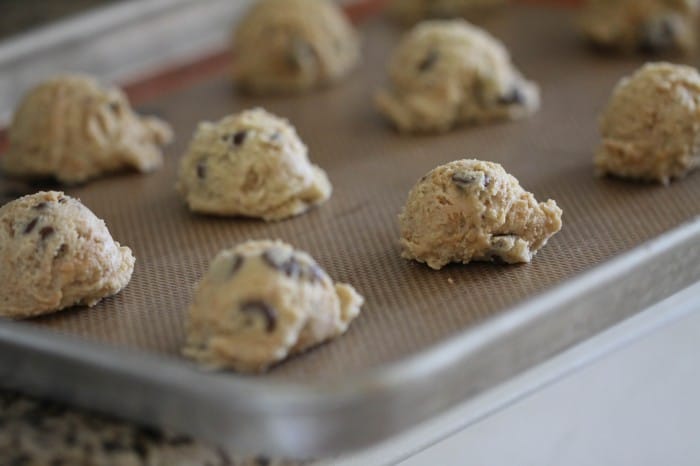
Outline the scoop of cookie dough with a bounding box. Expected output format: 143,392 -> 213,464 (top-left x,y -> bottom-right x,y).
375,19 -> 539,133
399,159 -> 562,269
388,0 -> 508,24
0,191 -> 135,319
232,0 -> 361,94
1,75 -> 173,185
177,108 -> 331,221
595,62 -> 700,184
581,0 -> 700,54
183,240 -> 364,373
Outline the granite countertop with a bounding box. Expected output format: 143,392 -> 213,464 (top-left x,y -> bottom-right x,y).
0,0 -> 123,40
0,390 -> 303,466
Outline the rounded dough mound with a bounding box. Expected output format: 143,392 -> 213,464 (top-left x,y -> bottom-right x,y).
177,108 -> 331,221
1,75 -> 173,185
375,19 -> 539,133
183,240 -> 364,373
0,191 -> 135,319
232,0 -> 361,94
399,159 -> 562,269
388,0 -> 508,24
581,0 -> 699,54
595,62 -> 700,184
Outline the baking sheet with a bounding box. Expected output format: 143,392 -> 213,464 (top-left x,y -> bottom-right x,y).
2,5 -> 700,386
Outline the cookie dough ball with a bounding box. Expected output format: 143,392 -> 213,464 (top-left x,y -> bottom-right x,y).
0,191 -> 134,319
375,20 -> 539,133
388,0 -> 508,24
232,0 -> 361,94
177,108 -> 331,221
595,62 -> 700,184
183,240 -> 364,373
581,0 -> 700,54
1,75 -> 173,185
399,160 -> 562,269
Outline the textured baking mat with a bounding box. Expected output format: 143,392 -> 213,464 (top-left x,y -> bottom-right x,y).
2,6 -> 699,383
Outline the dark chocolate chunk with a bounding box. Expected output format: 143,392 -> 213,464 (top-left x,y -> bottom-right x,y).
288,37 -> 317,71
109,101 -> 121,113
232,130 -> 247,147
197,160 -> 207,179
240,300 -> 277,333
418,49 -> 439,72
452,171 -> 486,188
102,439 -> 124,452
498,87 -> 525,106
230,254 -> 244,276
262,248 -> 300,279
640,16 -> 677,54
139,426 -> 165,443
484,174 -> 491,187
58,197 -> 68,204
39,226 -> 55,240
24,218 -> 38,234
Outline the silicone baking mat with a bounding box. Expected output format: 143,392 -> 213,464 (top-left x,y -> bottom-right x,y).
2,5 -> 699,383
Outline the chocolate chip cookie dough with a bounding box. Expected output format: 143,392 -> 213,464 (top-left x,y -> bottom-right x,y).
0,391 -> 298,466
183,240 -> 364,373
581,0 -> 700,54
388,0 -> 508,24
1,74 -> 173,184
0,191 -> 134,318
177,108 -> 331,221
232,0 -> 361,94
399,160 -> 562,269
595,62 -> 700,184
375,20 -> 539,133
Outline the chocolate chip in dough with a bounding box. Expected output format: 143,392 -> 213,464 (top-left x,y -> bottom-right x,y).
24,218 -> 38,234
240,301 -> 277,333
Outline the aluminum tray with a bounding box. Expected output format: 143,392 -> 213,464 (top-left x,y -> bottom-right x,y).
1,2 -> 700,458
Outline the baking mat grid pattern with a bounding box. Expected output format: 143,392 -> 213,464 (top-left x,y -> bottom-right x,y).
2,7 -> 699,382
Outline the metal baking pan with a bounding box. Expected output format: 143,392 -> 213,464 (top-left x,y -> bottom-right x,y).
1,1 -> 700,458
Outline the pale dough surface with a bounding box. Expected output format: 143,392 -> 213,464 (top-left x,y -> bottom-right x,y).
376,19 -> 539,133
399,159 -> 562,270
233,0 -> 361,94
581,0 -> 700,54
388,0 -> 508,24
2,74 -> 172,184
595,62 -> 700,184
183,240 -> 364,373
177,108 -> 331,221
0,191 -> 134,319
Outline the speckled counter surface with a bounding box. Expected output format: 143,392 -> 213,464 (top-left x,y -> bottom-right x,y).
0,391 -> 304,466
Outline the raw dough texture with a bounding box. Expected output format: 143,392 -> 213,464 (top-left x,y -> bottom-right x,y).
388,0 -> 508,24
177,108 -> 331,221
581,0 -> 700,54
183,240 -> 364,373
2,74 -> 173,184
0,391 -> 298,466
375,19 -> 539,133
0,191 -> 134,319
232,0 -> 361,94
399,159 -> 562,269
595,62 -> 700,184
